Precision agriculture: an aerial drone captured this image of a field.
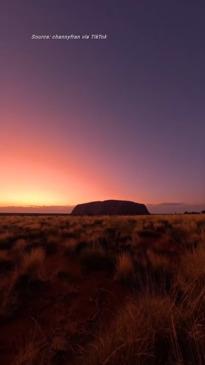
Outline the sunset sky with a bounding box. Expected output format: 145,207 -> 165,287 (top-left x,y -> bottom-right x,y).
0,1 -> 204,208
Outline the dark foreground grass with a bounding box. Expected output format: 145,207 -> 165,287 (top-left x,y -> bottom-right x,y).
0,214 -> 205,365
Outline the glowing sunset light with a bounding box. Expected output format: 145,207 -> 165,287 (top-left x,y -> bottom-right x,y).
0,1 -> 204,211
0,149 -> 112,207
0,191 -> 66,207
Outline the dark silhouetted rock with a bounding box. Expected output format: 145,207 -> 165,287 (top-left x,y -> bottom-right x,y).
71,200 -> 150,216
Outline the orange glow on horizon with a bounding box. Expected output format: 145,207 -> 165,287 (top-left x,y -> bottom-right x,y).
0,128 -> 129,207
0,114 -> 153,207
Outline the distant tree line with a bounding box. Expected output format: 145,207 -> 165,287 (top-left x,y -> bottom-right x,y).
184,210 -> 205,214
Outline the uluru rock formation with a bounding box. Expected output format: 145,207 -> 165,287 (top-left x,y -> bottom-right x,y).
71,200 -> 150,216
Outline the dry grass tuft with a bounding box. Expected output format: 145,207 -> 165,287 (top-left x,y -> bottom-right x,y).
115,253 -> 135,283
176,245 -> 205,296
13,333 -> 46,365
83,294 -> 181,365
20,247 -> 45,278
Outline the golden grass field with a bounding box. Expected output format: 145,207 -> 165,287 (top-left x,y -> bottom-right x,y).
0,214 -> 205,365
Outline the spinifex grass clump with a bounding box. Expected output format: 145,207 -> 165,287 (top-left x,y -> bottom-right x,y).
83,294 -> 182,365
114,253 -> 135,284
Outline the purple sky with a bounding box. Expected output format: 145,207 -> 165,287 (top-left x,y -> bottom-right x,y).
0,1 -> 204,207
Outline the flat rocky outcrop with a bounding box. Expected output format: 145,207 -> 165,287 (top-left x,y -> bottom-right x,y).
71,200 -> 150,216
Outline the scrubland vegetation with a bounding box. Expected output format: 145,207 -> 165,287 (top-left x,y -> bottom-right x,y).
0,214 -> 205,364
